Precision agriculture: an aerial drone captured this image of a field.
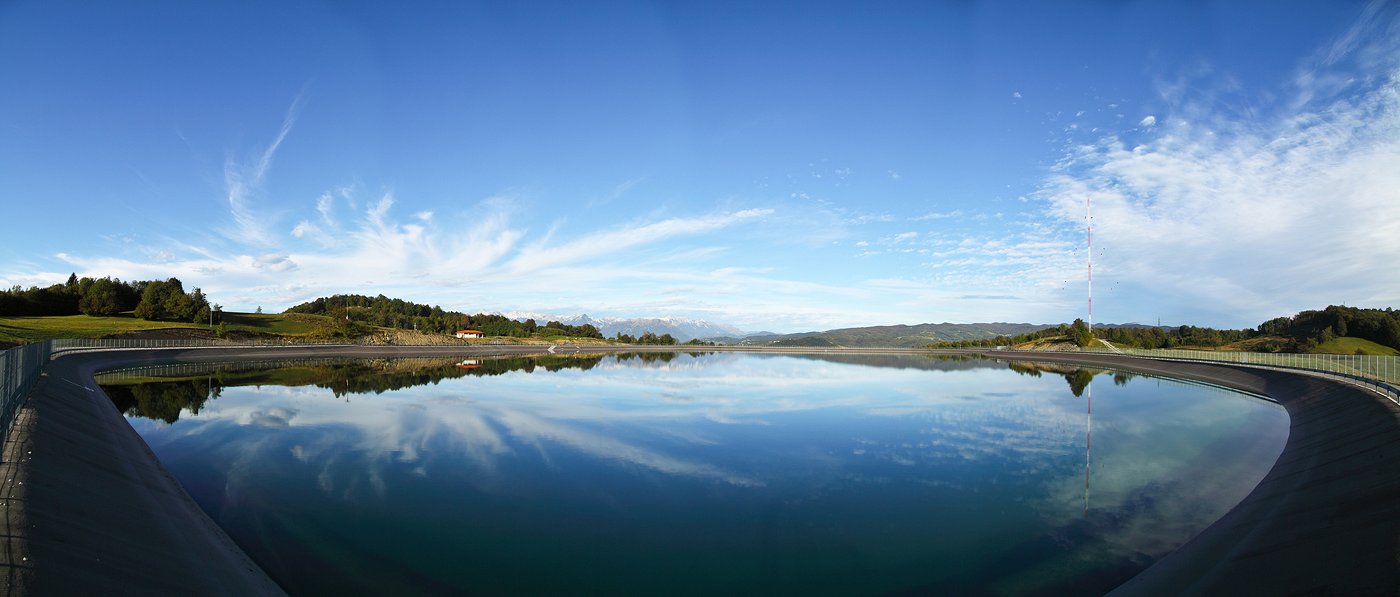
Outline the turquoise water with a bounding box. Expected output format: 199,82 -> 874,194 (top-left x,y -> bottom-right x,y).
103,352 -> 1287,595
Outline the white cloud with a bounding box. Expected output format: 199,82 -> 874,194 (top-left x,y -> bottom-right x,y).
504,209 -> 771,275
912,210 -> 964,221
588,176 -> 645,208
1138,115 -> 1157,127
1037,24 -> 1400,323
223,93 -> 304,247
43,183 -> 791,318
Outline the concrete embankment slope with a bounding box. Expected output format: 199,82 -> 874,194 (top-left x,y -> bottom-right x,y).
0,345 -> 556,595
988,351 -> 1400,595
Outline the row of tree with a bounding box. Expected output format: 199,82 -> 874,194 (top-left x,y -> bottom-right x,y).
612,331 -> 678,345
285,294 -> 606,339
1091,323 -> 1255,349
0,274 -> 214,323
1258,305 -> 1400,351
932,305 -> 1400,352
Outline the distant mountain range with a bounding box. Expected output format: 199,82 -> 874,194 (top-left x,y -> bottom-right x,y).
729,322 -> 1169,348
715,322 -> 1054,348
498,312 -> 1156,347
498,312 -> 748,342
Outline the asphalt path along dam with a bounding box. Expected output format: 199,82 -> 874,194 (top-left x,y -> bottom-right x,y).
1,346 -> 1397,595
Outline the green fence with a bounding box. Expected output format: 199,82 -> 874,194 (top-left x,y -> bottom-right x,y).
8,339 -> 1398,440
1083,346 -> 1400,404
1,340 -> 52,439
49,337 -> 357,354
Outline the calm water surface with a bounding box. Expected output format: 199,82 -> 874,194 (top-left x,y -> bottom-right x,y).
101,352 -> 1287,595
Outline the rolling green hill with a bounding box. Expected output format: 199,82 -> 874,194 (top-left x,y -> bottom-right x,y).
0,312 -> 338,346
736,322 -> 1056,348
1314,336 -> 1400,356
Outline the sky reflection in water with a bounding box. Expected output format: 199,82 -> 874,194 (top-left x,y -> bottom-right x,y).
106,353 -> 1287,595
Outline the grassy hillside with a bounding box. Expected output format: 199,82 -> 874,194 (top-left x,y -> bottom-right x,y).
1314,336 -> 1400,356
219,312 -> 335,336
0,312 -> 336,345
0,311 -> 628,348
0,314 -> 202,344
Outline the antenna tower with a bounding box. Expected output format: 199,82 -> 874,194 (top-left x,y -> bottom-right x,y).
1087,194 -> 1092,332
1084,194 -> 1093,515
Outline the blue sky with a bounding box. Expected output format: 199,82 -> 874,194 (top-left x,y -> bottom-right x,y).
2,1 -> 1397,332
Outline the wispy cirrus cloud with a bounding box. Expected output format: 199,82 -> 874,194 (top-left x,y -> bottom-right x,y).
504,208 -> 772,275
224,92 -> 305,247
48,179 -> 779,318
912,210 -> 963,221
1036,5 -> 1400,323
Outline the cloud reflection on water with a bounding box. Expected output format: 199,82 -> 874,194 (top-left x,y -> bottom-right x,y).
119,353 -> 1285,590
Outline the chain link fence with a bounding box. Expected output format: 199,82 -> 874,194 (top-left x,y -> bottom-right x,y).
48,336 -> 357,356
1082,346 -> 1400,404
6,339 -> 1399,442
1,340 -> 52,436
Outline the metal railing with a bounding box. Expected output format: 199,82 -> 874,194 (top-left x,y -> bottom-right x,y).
1,340 -> 52,437
8,338 -> 1398,438
1079,346 -> 1400,404
48,336 -> 359,356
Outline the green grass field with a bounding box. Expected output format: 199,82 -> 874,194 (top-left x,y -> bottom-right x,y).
0,312 -> 336,345
0,314 -> 202,344
218,312 -> 334,336
1314,336 -> 1400,356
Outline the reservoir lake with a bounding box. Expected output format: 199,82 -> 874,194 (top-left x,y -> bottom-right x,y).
99,352 -> 1288,595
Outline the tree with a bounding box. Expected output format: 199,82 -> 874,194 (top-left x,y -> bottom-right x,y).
189,288 -> 210,324
1070,318 -> 1093,348
134,281 -> 170,320
79,278 -> 123,316
134,278 -> 193,321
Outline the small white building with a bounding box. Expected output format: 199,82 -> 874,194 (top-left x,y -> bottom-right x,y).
455,329 -> 484,339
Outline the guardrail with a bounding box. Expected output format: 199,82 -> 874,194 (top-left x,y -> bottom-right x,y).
1078,346 -> 1400,404
10,339 -> 1399,439
1,340 -> 52,439
48,337 -> 362,357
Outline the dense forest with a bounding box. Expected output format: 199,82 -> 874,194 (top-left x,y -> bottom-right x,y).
0,274 -> 213,323
933,305 -> 1400,352
285,294 -> 606,339
1258,305 -> 1400,351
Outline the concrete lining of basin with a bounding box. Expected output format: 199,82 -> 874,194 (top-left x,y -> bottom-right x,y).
988,350 -> 1400,595
0,346 -> 1396,594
